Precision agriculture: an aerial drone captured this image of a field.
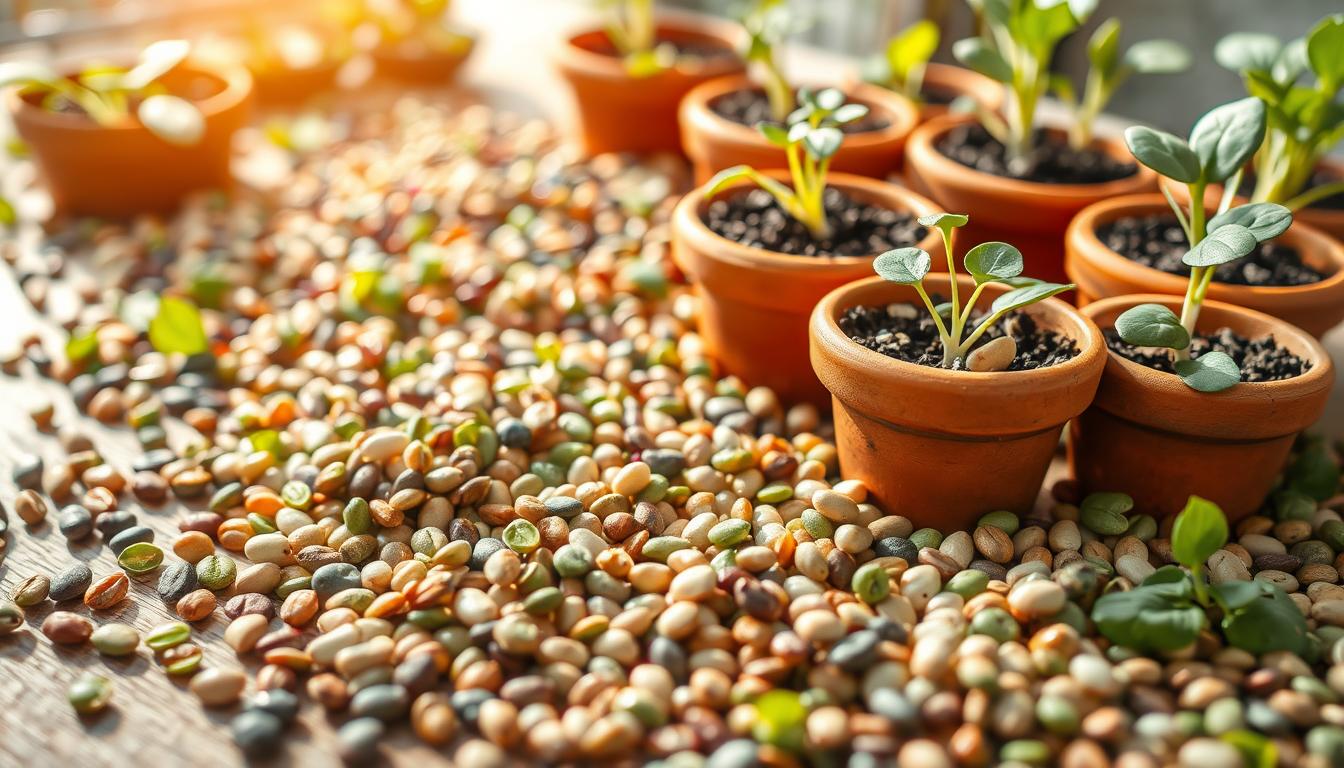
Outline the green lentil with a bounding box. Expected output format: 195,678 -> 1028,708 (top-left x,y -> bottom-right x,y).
946,569 -> 989,598
503,519 -> 540,554
343,498 -> 372,534
641,536 -> 691,562
756,484 -> 793,504
708,519 -> 750,549
909,528 -> 943,550
851,563 -> 890,604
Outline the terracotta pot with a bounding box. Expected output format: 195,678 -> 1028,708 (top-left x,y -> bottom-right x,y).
1066,195 -> 1344,338
673,171 -> 942,406
679,76 -> 918,185
10,62 -> 253,217
1070,295 -> 1333,520
810,274 -> 1106,531
553,17 -> 744,156
1163,156 -> 1344,245
904,113 -> 1156,284
372,35 -> 475,84
251,60 -> 342,104
912,62 -> 1004,124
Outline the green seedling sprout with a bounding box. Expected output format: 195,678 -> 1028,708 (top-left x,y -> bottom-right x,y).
1215,14 -> 1344,210
740,0 -> 800,122
1120,97 -> 1292,393
1051,18 -> 1189,150
597,0 -> 667,77
0,40 -> 204,146
704,88 -> 867,240
864,20 -> 940,103
871,213 -> 1072,368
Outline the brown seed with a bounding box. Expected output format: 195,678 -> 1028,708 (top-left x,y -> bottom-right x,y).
224,593 -> 275,621
177,589 -> 218,622
412,692 -> 459,746
42,611 -> 93,644
973,526 -> 1014,564
84,572 -> 130,611
223,613 -> 269,654
131,471 -> 169,505
11,574 -> 50,606
307,672 -> 350,710
255,664 -> 297,692
280,590 -> 319,627
14,490 -> 47,525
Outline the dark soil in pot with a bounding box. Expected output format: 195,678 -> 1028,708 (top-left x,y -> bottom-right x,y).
840,303 -> 1080,370
917,86 -> 958,106
936,124 -> 1137,184
703,188 -> 926,256
1103,328 -> 1309,382
1096,215 -> 1326,286
709,89 -> 891,133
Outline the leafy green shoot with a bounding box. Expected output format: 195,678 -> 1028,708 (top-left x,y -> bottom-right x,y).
0,41 -> 204,146
1051,18 -> 1189,150
1119,98 -> 1291,392
871,212 -> 1072,368
864,20 -> 940,103
741,0 -> 805,122
1215,15 -> 1344,209
705,88 -> 866,240
597,0 -> 668,77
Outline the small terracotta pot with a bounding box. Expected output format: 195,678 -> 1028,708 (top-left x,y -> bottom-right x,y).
1163,156 -> 1344,245
912,62 -> 1004,124
1070,295 -> 1334,520
553,18 -> 744,156
10,63 -> 253,217
679,76 -> 918,185
810,274 -> 1106,531
904,114 -> 1156,284
1066,195 -> 1344,338
673,171 -> 942,406
372,36 -> 475,84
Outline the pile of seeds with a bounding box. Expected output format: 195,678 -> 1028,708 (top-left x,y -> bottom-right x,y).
2,98 -> 1344,768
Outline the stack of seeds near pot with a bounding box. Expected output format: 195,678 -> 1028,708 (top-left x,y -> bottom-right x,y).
4,95 -> 1344,768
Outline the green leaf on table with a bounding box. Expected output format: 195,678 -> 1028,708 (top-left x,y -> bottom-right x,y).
1213,578 -> 1310,656
988,281 -> 1073,314
1306,14 -> 1344,84
1189,97 -> 1267,184
1175,351 -> 1241,392
1287,438 -> 1340,501
148,296 -> 208,355
1125,40 -> 1191,74
1207,203 -> 1292,242
1214,32 -> 1281,73
1115,304 -> 1189,349
1124,126 -> 1200,183
1170,495 -> 1228,569
1091,569 -> 1205,651
874,247 -> 931,284
1182,224 -> 1259,267
953,38 -> 1012,83
964,241 -> 1023,284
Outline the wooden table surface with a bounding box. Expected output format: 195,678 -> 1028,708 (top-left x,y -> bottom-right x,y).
0,1 -> 1340,766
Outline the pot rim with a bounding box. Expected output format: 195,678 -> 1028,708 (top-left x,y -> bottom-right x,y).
555,16 -> 744,82
672,170 -> 943,272
7,59 -> 253,131
906,112 -> 1157,198
1068,193 -> 1344,298
680,75 -> 918,151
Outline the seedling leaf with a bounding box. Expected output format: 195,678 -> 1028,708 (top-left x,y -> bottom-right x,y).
831,103 -> 869,124
1170,495 -> 1228,569
952,38 -> 1012,83
1207,203 -> 1292,242
1091,571 -> 1204,651
887,20 -> 939,81
138,94 -> 205,146
122,39 -> 190,91
1214,579 -> 1310,656
1124,126 -> 1200,184
1182,223 -> 1259,267
874,248 -> 931,284
148,296 -> 208,355
1214,32 -> 1280,73
988,281 -> 1072,314
814,88 -> 844,111
1175,351 -> 1241,392
964,241 -> 1024,284
1189,97 -> 1267,184
1115,304 -> 1189,349
802,126 -> 843,159
1124,40 -> 1191,74
1087,18 -> 1121,76
1306,15 -> 1344,83
917,213 -> 968,230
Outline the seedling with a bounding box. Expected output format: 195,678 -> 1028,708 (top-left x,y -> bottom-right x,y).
1051,18 -> 1189,150
740,0 -> 801,122
954,2 -> 1185,163
1215,15 -> 1344,210
0,41 -> 204,146
871,213 -> 1071,368
704,88 -> 868,240
597,0 -> 667,76
864,20 -> 939,103
1120,97 -> 1291,392
1092,495 -> 1309,657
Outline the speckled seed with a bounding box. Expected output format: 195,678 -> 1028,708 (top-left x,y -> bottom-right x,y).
197,555 -> 237,590
50,563 -> 93,602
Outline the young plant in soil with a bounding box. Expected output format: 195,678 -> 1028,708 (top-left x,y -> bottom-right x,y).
1120,97 -> 1293,392
863,20 -> 939,103
1092,494 -> 1310,657
597,0 -> 666,76
705,88 -> 868,240
953,1 -> 1184,166
0,41 -> 204,145
871,212 -> 1071,369
739,0 -> 799,122
1215,15 -> 1344,210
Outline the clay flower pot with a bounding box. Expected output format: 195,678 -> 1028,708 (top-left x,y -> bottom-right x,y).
672,171 -> 942,406
911,62 -> 1004,124
372,34 -> 476,84
679,76 -> 918,185
252,60 -> 342,104
1070,295 -> 1334,520
9,63 -> 253,217
1164,156 -> 1344,245
810,274 -> 1106,531
1066,195 -> 1344,338
553,18 -> 743,156
904,113 -> 1156,284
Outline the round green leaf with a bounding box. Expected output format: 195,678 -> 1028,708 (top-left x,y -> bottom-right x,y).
1124,126 -> 1200,184
1182,224 -> 1259,267
887,20 -> 939,79
814,88 -> 845,111
148,296 -> 208,355
964,241 -> 1024,284
1170,494 -> 1229,568
787,120 -> 810,143
831,103 -> 869,125
1115,304 -> 1189,349
1124,40 -> 1191,74
802,126 -> 843,159
917,212 -> 969,229
952,37 -> 1012,83
1175,351 -> 1241,393
988,281 -> 1073,314
1306,15 -> 1344,84
1087,18 -> 1121,76
1207,203 -> 1292,243
1189,97 -> 1267,184
1091,580 -> 1204,652
1272,38 -> 1309,84
874,248 -> 931,284
1213,32 -> 1281,73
